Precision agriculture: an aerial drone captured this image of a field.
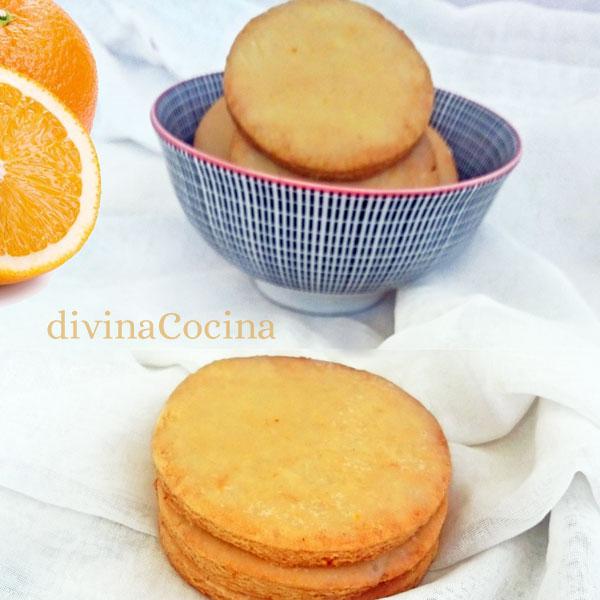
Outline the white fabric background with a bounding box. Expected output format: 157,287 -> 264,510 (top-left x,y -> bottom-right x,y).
0,1 -> 599,599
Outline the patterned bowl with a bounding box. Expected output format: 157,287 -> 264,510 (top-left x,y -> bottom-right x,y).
151,73 -> 521,315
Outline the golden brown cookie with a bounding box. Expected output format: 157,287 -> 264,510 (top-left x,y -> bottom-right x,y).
160,522 -> 248,600
159,520 -> 438,600
427,127 -> 458,185
355,541 -> 438,600
357,134 -> 439,189
229,128 -> 296,179
153,356 -> 451,567
193,97 -> 236,160
157,479 -> 446,599
224,0 -> 434,181
230,129 -> 439,190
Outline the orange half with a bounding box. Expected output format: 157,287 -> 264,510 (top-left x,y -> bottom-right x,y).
0,66 -> 100,284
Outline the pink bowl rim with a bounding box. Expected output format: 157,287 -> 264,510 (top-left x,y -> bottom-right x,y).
150,74 -> 523,197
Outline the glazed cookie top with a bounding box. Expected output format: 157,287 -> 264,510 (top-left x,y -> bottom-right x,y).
152,356 -> 451,566
224,0 -> 434,181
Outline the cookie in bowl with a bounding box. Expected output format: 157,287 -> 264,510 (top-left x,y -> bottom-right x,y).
193,97 -> 236,160
427,127 -> 458,185
151,0 -> 521,315
229,123 -> 440,190
224,0 -> 434,181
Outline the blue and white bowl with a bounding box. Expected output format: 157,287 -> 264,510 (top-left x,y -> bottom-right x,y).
151,73 -> 521,315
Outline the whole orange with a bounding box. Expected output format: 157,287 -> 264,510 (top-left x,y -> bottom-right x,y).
0,0 -> 97,130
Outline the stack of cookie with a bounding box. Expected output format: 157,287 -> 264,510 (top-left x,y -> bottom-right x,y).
153,356 -> 451,599
194,0 -> 458,189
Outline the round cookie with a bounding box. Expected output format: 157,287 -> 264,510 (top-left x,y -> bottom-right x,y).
157,479 -> 447,599
356,541 -> 438,600
160,523 -> 248,600
230,129 -> 439,190
193,97 -> 236,160
159,520 -> 438,600
229,128 -> 296,179
427,127 -> 458,185
153,356 -> 451,567
224,0 -> 434,181
358,134 -> 439,189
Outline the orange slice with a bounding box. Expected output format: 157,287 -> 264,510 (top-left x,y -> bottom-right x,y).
0,66 -> 100,284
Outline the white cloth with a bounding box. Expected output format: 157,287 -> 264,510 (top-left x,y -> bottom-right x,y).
1,1 -> 600,599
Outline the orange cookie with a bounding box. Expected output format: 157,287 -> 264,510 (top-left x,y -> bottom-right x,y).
229,128 -> 295,179
159,520 -> 439,600
158,479 -> 446,599
153,356 -> 451,567
358,134 -> 439,189
427,127 -> 458,184
230,129 -> 439,190
193,97 -> 236,160
159,523 -> 248,600
224,0 -> 434,181
355,542 -> 438,600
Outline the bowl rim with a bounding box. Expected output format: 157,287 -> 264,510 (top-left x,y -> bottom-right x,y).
150,73 -> 523,197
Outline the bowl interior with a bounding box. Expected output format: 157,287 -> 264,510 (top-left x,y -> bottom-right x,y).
154,73 -> 519,184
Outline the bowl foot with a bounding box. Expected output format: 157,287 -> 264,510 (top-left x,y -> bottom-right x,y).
254,280 -> 388,316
